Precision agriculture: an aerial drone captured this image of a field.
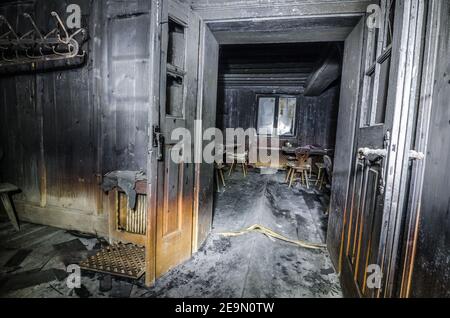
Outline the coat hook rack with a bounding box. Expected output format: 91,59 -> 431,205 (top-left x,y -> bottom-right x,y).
0,11 -> 87,68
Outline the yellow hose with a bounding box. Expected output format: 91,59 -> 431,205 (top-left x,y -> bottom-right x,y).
218,224 -> 326,250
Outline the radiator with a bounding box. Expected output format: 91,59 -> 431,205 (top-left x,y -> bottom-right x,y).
117,192 -> 147,235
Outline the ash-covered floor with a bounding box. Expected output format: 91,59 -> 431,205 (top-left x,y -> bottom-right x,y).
0,170 -> 342,298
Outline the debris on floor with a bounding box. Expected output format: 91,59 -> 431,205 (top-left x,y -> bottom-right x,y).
219,224 -> 326,249
0,171 -> 342,298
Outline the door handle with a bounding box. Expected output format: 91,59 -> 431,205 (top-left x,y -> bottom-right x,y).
357,147 -> 387,195
358,147 -> 388,158
358,131 -> 390,160
409,150 -> 425,160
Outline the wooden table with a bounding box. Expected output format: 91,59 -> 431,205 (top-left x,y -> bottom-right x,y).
0,183 -> 20,231
254,147 -> 287,170
281,146 -> 296,155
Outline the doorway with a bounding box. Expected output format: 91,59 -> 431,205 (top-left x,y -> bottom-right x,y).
207,42 -> 343,296
146,0 -> 425,298
148,7 -> 359,296
186,17 -> 360,297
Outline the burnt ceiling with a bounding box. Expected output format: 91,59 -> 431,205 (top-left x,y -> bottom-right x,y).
219,42 -> 341,88
208,16 -> 361,44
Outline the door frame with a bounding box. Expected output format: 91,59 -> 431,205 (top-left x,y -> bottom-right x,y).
191,13 -> 369,253
397,0 -> 444,298
375,0 -> 427,298
192,21 -> 220,252
145,0 -> 163,287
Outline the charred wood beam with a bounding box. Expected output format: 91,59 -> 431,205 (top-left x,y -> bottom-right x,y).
220,73 -> 310,79
193,0 -> 372,22
219,81 -> 308,87
219,73 -> 309,87
212,28 -> 356,45
219,67 -> 313,75
304,45 -> 342,96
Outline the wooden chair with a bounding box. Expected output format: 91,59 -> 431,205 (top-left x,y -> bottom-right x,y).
323,155 -> 333,186
215,163 -> 226,192
0,183 -> 20,231
227,151 -> 248,177
315,155 -> 333,190
315,162 -> 326,190
287,153 -> 312,189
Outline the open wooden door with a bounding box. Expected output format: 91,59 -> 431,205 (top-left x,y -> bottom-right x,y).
328,19 -> 364,272
340,0 -> 400,297
152,0 -> 200,278
192,25 -> 219,252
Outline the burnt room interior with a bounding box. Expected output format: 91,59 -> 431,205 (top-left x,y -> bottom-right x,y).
1,0 -> 450,299
214,42 -> 341,190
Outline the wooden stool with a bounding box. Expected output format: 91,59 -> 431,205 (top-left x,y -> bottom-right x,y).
215,163 -> 226,192
0,183 -> 20,231
315,162 -> 326,190
287,153 -> 312,189
285,162 -> 295,183
227,152 -> 248,177
284,156 -> 298,183
289,165 -> 311,189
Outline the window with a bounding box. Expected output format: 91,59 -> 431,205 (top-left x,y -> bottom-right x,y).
384,0 -> 396,48
166,18 -> 186,118
257,96 -> 296,136
361,0 -> 396,126
257,97 -> 276,135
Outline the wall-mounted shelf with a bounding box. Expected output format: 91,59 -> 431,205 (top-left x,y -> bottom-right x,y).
0,11 -> 87,71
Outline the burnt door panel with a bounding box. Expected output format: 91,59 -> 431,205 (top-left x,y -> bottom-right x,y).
346,162 -> 364,267
162,151 -> 183,236
155,0 -> 199,277
355,163 -> 383,296
341,1 -> 400,297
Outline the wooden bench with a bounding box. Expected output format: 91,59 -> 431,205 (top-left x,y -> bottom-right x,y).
0,183 -> 20,231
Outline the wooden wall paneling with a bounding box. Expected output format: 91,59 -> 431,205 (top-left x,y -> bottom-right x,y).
106,2 -> 150,172
0,0 -> 150,235
0,2 -> 41,206
216,85 -> 340,148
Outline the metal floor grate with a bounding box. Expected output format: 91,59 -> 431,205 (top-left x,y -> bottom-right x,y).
79,243 -> 145,279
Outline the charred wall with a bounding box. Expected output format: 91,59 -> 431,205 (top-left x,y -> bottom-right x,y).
216,43 -> 341,148
0,0 -> 151,235
217,85 -> 340,148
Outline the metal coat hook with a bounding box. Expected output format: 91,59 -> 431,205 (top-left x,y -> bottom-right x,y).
51,11 -> 69,43
0,11 -> 87,67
